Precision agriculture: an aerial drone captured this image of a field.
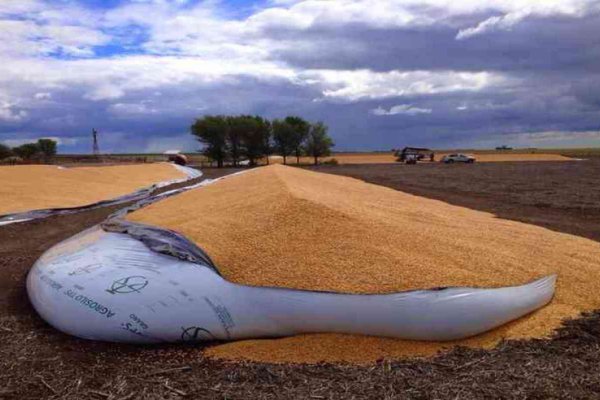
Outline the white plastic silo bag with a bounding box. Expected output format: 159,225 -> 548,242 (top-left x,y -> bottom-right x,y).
27,225 -> 556,343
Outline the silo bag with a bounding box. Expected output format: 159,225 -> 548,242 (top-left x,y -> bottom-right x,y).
27,224 -> 556,343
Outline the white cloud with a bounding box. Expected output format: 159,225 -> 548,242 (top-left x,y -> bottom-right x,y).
371,104 -> 433,116
0,52 -> 507,106
456,12 -> 526,40
1,0 -> 598,62
34,92 -> 52,100
312,70 -> 506,101
456,0 -> 595,39
109,101 -> 158,116
143,133 -> 199,153
0,17 -> 109,57
0,101 -> 27,122
0,55 -> 296,102
0,0 -> 586,106
1,135 -> 80,148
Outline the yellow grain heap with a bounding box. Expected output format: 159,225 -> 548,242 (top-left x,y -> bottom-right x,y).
0,163 -> 185,215
127,164 -> 600,364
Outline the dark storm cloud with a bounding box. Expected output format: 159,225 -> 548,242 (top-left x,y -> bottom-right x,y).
269,11 -> 600,74
254,7 -> 600,149
0,74 -> 327,153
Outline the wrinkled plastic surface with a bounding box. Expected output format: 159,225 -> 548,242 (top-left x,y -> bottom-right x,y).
101,219 -> 219,273
0,164 -> 201,226
27,226 -> 556,343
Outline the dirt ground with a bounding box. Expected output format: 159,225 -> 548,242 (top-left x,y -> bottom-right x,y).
2,163 -> 600,399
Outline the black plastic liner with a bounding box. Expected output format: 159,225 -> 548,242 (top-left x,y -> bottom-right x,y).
101,218 -> 220,274
97,172 -> 246,273
0,186 -> 154,225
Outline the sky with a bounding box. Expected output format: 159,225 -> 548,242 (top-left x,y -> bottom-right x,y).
1,0 -> 600,153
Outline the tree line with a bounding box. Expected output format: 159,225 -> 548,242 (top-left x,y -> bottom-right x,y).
190,115 -> 334,167
0,138 -> 57,163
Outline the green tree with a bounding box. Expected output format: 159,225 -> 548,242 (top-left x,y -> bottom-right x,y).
0,143 -> 12,159
13,142 -> 40,160
238,115 -> 271,167
272,119 -> 296,165
190,115 -> 228,168
37,138 -> 57,162
226,116 -> 248,167
261,118 -> 273,165
285,116 -> 310,164
305,122 -> 334,165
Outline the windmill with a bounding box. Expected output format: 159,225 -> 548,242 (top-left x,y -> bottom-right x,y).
92,128 -> 100,156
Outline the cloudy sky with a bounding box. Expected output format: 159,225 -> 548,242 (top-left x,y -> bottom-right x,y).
1,0 -> 600,153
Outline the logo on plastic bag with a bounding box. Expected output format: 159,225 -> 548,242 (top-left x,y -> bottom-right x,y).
69,263 -> 102,276
180,326 -> 215,342
106,276 -> 148,294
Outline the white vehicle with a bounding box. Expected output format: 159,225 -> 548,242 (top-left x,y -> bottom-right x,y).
441,153 -> 476,163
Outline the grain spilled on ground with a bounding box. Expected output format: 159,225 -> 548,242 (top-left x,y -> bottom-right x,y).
0,163 -> 185,215
127,164 -> 600,364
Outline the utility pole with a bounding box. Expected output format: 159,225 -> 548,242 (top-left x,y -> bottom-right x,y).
92,128 -> 100,156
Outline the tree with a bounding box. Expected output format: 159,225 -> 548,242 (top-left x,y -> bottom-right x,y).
272,119 -> 296,165
190,116 -> 228,168
261,118 -> 273,165
226,116 -> 248,167
305,122 -> 334,165
13,143 -> 40,160
37,138 -> 57,162
238,115 -> 271,167
0,143 -> 12,160
285,116 -> 310,164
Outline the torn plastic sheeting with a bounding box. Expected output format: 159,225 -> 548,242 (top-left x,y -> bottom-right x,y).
27,225 -> 556,344
102,219 -> 219,274
0,164 -> 201,226
98,171 -> 250,267
0,187 -> 154,226
103,170 -> 248,222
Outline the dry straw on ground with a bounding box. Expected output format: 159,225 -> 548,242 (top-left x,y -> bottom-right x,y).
0,163 -> 185,215
127,164 -> 600,364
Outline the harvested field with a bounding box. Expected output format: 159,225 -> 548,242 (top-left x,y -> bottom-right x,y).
270,152 -> 573,165
3,164 -> 600,398
126,164 -> 600,364
441,152 -> 573,162
0,163 -> 186,215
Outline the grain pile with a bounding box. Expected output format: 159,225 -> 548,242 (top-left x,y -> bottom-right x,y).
127,164 -> 600,364
0,163 -> 185,215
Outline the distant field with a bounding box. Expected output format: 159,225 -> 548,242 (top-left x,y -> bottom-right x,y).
47,147 -> 599,167
542,148 -> 600,159
271,151 -> 573,164
442,148 -> 600,159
